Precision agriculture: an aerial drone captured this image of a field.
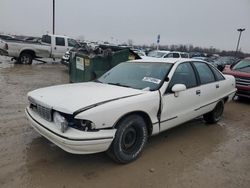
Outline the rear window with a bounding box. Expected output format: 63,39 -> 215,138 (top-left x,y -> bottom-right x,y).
210,65 -> 225,81
56,37 -> 65,46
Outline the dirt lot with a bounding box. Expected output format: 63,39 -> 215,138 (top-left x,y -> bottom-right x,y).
0,56 -> 249,188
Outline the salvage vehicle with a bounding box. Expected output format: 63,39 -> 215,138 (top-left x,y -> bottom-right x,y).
0,34 -> 79,64
25,58 -> 236,163
223,58 -> 250,99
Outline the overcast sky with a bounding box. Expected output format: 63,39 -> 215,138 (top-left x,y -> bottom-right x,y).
0,0 -> 249,52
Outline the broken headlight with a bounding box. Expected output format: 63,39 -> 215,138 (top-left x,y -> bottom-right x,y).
53,111 -> 68,133
79,120 -> 96,131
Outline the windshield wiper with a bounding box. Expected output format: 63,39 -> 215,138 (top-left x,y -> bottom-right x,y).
107,82 -> 131,88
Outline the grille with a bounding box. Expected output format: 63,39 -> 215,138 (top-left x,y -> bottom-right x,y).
235,77 -> 250,86
28,97 -> 52,122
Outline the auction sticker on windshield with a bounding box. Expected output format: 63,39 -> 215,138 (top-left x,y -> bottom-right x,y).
142,77 -> 161,84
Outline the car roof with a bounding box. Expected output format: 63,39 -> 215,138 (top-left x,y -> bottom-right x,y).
130,57 -> 198,64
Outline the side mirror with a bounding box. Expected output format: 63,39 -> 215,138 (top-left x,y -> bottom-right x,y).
172,84 -> 186,97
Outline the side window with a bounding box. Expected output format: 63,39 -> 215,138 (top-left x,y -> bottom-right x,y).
210,65 -> 225,81
168,63 -> 197,91
67,38 -> 79,47
181,53 -> 189,58
173,53 -> 180,58
193,62 -> 216,84
56,37 -> 65,46
165,53 -> 173,58
41,35 -> 51,44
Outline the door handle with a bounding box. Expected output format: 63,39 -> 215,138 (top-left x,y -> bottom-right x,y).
54,47 -> 57,50
196,90 -> 201,95
216,84 -> 219,88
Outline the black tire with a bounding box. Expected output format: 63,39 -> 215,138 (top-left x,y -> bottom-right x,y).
107,115 -> 148,164
18,53 -> 33,64
203,101 -> 224,124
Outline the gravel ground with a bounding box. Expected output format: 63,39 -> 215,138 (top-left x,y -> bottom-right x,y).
0,56 -> 249,188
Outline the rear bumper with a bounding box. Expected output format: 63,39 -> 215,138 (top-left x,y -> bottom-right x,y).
25,107 -> 116,154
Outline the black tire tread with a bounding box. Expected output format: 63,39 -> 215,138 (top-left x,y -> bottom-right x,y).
107,114 -> 148,164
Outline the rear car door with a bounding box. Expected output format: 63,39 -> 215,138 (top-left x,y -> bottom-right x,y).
160,62 -> 201,131
52,37 -> 67,58
192,62 -> 223,115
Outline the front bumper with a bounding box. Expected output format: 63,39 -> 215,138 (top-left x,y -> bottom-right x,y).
25,107 -> 116,154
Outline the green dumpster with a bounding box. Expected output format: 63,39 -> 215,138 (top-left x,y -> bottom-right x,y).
69,48 -> 139,83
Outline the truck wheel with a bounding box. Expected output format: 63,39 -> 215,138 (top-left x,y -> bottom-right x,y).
203,101 -> 224,124
107,115 -> 148,164
19,53 -> 33,64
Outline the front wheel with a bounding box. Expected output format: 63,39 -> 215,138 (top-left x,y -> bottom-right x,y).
107,115 -> 148,164
203,101 -> 224,124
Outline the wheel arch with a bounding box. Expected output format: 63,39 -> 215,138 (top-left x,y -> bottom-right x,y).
113,111 -> 153,136
20,49 -> 36,58
223,96 -> 229,103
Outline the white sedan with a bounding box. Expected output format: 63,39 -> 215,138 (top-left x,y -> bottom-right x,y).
25,58 -> 236,163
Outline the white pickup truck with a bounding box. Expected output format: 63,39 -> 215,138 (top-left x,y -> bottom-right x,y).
0,34 -> 79,64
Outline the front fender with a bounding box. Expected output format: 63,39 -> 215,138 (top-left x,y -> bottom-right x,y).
74,91 -> 160,132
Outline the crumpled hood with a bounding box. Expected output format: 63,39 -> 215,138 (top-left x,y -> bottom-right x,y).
28,82 -> 145,114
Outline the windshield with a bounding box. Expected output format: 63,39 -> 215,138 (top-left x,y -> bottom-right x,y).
148,51 -> 167,58
68,38 -> 80,48
97,62 -> 172,91
233,59 -> 250,73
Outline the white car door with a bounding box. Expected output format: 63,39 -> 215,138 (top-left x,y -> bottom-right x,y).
192,62 -> 223,115
160,62 -> 201,132
52,36 -> 68,58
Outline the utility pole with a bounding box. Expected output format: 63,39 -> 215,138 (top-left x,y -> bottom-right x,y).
235,28 -> 245,55
53,0 -> 55,34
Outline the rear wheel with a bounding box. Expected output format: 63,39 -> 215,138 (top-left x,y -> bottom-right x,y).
18,53 -> 33,64
203,101 -> 224,124
107,115 -> 148,164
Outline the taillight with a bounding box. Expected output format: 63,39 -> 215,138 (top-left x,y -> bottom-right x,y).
4,43 -> 8,50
